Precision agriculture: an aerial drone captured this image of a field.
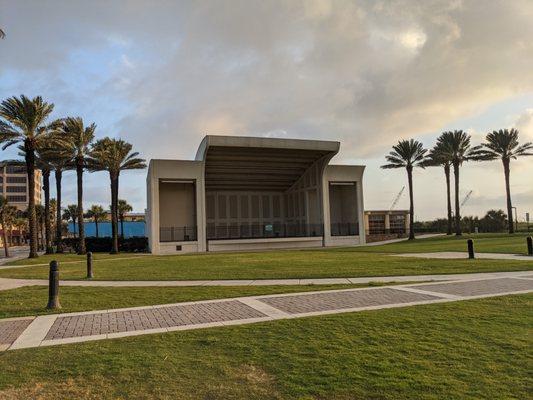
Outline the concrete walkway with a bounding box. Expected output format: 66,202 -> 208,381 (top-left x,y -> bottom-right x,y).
1,273 -> 531,351
0,270 -> 532,291
397,252 -> 533,261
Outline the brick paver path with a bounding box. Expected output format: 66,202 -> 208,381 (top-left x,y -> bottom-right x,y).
0,318 -> 33,350
45,300 -> 265,340
2,275 -> 532,351
405,277 -> 533,297
258,287 -> 438,314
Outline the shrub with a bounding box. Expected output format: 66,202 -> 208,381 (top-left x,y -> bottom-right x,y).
62,236 -> 148,253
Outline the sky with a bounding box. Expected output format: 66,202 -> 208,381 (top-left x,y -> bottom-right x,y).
0,0 -> 532,221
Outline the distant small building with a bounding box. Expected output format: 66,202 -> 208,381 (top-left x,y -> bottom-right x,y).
0,162 -> 42,211
364,210 -> 410,241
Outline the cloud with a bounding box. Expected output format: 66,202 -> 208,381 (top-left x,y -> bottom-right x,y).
0,0 -> 532,217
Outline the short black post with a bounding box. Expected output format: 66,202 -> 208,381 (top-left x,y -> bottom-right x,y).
467,239 -> 475,259
527,236 -> 533,256
87,252 -> 93,279
46,261 -> 61,309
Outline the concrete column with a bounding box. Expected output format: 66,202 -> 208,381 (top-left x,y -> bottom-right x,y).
357,181 -> 366,244
384,213 -> 390,233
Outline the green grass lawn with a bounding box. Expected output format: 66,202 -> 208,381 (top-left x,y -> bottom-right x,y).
0,250 -> 530,281
0,294 -> 530,399
357,232 -> 533,254
0,233 -> 530,281
0,283 -> 397,319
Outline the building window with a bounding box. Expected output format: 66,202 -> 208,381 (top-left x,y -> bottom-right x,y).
6,186 -> 26,193
368,214 -> 386,234
6,165 -> 26,174
7,176 -> 26,184
390,214 -> 406,234
7,195 -> 27,202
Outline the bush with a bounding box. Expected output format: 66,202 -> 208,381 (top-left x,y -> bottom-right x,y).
62,236 -> 148,253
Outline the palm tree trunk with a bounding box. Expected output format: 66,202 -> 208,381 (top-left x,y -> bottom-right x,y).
72,218 -> 76,238
1,216 -> 9,258
55,169 -> 63,253
43,169 -> 53,254
94,218 -> 99,238
76,160 -> 86,254
503,159 -> 514,234
407,166 -> 415,240
453,162 -> 461,236
24,141 -> 39,258
444,164 -> 452,235
110,174 -> 119,253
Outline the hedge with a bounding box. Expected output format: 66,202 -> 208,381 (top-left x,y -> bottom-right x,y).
62,236 -> 148,253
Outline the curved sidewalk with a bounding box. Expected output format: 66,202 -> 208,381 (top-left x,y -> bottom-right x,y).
0,270 -> 531,291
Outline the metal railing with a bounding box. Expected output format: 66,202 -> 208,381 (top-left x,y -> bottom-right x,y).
207,223 -> 323,240
160,226 -> 198,242
330,222 -> 359,236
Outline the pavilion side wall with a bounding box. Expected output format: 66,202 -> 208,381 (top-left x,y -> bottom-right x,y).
322,165 -> 366,247
146,159 -> 206,255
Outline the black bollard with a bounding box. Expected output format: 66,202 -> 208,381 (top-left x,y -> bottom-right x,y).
87,252 -> 94,279
527,237 -> 533,256
46,261 -> 61,309
467,239 -> 475,259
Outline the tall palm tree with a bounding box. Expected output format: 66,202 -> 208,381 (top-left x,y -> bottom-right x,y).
436,130 -> 483,236
86,204 -> 106,238
423,139 -> 453,235
478,129 -> 533,233
117,199 -> 133,238
0,29 -> 5,39
63,204 -> 79,238
0,197 -> 17,257
88,138 -> 146,253
41,145 -> 73,253
381,139 -> 428,240
0,95 -> 56,258
35,148 -> 55,253
59,117 -> 95,254
35,204 -> 45,250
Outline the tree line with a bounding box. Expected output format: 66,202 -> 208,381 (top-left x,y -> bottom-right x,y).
0,95 -> 146,258
382,129 -> 532,239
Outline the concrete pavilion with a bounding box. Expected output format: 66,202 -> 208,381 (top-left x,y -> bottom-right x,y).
146,135 -> 365,254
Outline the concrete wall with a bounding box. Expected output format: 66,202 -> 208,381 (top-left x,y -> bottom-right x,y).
159,182 -> 196,228
146,159 -> 206,254
322,165 -> 366,247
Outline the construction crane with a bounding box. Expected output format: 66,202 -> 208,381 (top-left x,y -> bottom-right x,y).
461,190 -> 473,207
389,186 -> 405,211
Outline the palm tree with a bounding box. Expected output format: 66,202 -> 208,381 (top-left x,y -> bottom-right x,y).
34,148 -> 55,253
381,139 -> 428,240
0,197 -> 17,257
478,129 -> 533,233
63,204 -> 78,238
0,29 -> 5,39
88,138 -> 146,253
41,145 -> 73,253
35,204 -> 45,250
59,117 -> 95,254
0,95 -> 55,258
86,205 -> 106,238
49,198 -> 57,242
436,130 -> 484,236
423,139 -> 454,235
117,199 -> 133,238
